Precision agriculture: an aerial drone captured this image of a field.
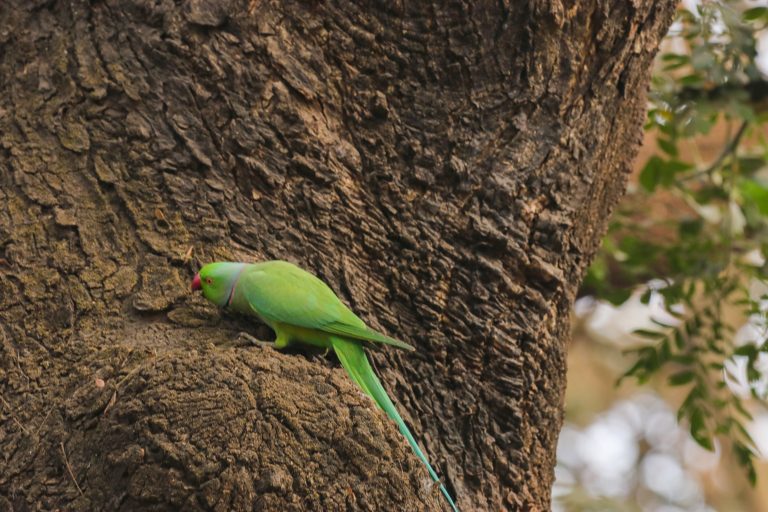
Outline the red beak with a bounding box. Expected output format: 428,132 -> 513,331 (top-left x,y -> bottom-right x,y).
191,273 -> 202,291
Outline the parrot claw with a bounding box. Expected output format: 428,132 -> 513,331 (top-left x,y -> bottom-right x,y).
309,349 -> 333,366
223,332 -> 274,349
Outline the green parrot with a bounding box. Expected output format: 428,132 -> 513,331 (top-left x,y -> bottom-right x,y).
192,260 -> 458,511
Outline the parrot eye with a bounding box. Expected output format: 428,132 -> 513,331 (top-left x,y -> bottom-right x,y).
205,277 -> 213,285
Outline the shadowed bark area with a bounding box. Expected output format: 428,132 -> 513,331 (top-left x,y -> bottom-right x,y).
0,0 -> 676,510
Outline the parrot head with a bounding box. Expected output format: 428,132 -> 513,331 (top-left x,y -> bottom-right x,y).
192,262 -> 247,307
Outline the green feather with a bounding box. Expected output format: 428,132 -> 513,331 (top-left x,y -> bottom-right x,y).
331,336 -> 458,512
196,260 -> 457,511
320,322 -> 415,351
235,261 -> 414,351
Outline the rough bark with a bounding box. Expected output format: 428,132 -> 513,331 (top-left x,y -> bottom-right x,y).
0,1 -> 676,510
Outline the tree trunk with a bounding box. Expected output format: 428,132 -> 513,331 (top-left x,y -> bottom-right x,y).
0,1 -> 676,510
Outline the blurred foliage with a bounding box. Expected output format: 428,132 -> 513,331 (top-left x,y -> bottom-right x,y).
584,1 -> 768,485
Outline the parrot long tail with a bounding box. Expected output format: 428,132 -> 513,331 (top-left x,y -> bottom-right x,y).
330,336 -> 458,512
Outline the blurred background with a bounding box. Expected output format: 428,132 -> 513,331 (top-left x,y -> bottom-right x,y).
554,1 -> 768,510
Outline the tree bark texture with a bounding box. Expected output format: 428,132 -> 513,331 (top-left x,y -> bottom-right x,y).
0,1 -> 676,510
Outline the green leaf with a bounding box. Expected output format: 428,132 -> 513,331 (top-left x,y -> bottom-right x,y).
661,53 -> 691,71
693,185 -> 729,204
691,430 -> 715,451
729,101 -> 757,123
743,6 -> 768,22
668,370 -> 696,386
663,159 -> 693,176
639,156 -> 693,191
690,407 -> 714,451
740,180 -> 768,215
658,137 -> 678,156
679,386 -> 701,421
604,288 -> 632,305
679,219 -> 703,238
680,74 -> 704,87
734,442 -> 758,486
673,330 -> 686,350
734,344 -> 758,358
671,353 -> 695,365
734,399 -> 754,421
736,157 -> 765,175
690,109 -> 718,135
640,156 -> 663,192
685,315 -> 701,337
633,329 -> 667,340
734,421 -> 757,450
661,159 -> 694,187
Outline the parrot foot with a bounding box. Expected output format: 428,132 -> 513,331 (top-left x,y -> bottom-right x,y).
309,349 -> 333,366
226,332 -> 274,349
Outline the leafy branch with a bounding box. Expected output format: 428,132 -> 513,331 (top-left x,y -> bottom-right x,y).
586,0 -> 768,484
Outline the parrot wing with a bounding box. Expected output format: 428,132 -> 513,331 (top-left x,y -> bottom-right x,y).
320,321 -> 415,351
241,261 -> 414,351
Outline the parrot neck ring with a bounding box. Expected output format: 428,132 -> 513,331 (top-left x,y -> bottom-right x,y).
225,265 -> 247,307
